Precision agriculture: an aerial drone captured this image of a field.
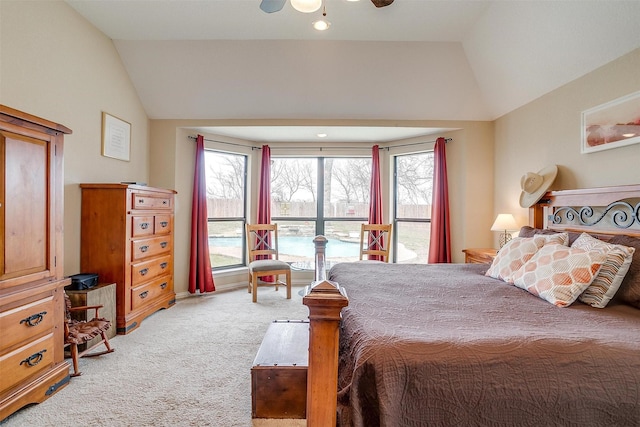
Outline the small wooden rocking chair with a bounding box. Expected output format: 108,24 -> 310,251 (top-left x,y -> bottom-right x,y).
64,293 -> 115,377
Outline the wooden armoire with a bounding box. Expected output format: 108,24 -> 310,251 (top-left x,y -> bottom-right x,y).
0,105 -> 71,421
80,184 -> 176,334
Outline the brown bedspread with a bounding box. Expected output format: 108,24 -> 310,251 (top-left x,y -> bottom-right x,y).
328,261 -> 640,427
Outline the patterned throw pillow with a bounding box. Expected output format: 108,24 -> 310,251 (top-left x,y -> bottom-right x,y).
512,244 -> 606,307
537,232 -> 569,246
485,236 -> 547,282
518,226 -> 577,245
571,233 -> 635,308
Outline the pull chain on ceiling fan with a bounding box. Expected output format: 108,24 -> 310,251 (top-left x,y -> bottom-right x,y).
260,0 -> 393,14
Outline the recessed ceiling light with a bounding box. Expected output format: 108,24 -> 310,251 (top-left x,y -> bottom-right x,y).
313,20 -> 330,31
622,133 -> 636,138
317,133 -> 328,138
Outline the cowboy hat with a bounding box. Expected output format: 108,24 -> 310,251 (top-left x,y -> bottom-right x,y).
519,165 -> 558,208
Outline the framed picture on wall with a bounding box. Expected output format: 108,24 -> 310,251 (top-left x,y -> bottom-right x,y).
581,91 -> 640,154
102,112 -> 131,161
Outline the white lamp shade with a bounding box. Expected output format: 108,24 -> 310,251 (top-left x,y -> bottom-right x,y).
491,214 -> 518,231
290,0 -> 322,13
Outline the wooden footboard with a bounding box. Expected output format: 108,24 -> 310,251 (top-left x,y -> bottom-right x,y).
302,236 -> 348,427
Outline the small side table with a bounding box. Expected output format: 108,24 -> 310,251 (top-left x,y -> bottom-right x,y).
66,283 -> 116,350
462,248 -> 498,264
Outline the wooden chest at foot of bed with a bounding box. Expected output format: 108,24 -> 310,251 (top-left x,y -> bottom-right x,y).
251,320 -> 309,419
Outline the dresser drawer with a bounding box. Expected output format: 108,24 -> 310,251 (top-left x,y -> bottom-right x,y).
131,255 -> 172,286
132,193 -> 172,210
131,236 -> 172,261
0,296 -> 55,350
154,215 -> 172,235
131,276 -> 173,311
0,333 -> 54,395
131,216 -> 155,237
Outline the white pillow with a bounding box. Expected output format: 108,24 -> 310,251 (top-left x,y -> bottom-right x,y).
571,233 -> 635,308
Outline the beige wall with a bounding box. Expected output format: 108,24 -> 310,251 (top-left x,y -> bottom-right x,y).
494,48 -> 640,229
0,1 -> 150,276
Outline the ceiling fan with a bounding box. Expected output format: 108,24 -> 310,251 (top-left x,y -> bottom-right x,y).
260,0 -> 394,14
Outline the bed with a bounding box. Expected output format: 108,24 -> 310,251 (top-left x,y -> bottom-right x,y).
303,184 -> 640,426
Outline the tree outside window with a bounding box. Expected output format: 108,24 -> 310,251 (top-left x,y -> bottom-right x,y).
204,150 -> 247,269
394,152 -> 434,263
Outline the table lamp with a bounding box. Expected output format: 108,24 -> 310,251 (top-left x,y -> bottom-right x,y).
491,214 -> 518,248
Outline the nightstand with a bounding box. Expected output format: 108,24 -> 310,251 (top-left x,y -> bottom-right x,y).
462,248 -> 498,264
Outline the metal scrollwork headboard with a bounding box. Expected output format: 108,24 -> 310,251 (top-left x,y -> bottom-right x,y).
552,201 -> 640,229
532,184 -> 640,237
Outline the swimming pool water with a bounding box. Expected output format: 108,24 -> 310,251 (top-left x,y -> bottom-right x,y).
210,235 -> 359,258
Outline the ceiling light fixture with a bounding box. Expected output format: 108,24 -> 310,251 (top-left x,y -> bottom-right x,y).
313,5 -> 330,31
313,19 -> 330,31
317,133 -> 328,138
622,133 -> 637,138
290,0 -> 322,13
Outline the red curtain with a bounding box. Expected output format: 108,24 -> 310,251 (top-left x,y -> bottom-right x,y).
256,145 -> 274,281
368,145 -> 384,261
257,145 -> 271,226
188,134 -> 215,293
428,137 -> 452,263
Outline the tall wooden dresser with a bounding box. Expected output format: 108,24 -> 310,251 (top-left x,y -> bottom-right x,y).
79,184 -> 176,334
0,106 -> 71,421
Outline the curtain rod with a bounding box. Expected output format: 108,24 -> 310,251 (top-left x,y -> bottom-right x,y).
188,135 -> 451,150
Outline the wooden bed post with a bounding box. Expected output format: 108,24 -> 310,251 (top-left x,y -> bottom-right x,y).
529,192 -> 550,228
303,236 -> 349,427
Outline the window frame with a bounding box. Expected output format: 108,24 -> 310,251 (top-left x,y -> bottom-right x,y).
392,150 -> 434,263
204,148 -> 249,271
271,156 -> 370,261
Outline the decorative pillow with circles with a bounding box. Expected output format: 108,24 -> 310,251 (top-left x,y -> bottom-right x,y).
511,244 -> 605,307
485,236 -> 547,282
571,233 -> 635,308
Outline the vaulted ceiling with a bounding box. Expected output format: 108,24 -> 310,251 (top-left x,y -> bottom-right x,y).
66,0 -> 640,143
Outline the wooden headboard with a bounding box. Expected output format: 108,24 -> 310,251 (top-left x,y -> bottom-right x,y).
531,184 -> 640,238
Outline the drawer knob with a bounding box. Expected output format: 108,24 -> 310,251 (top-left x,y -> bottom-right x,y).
160,221 -> 168,227
140,222 -> 150,230
138,199 -> 144,204
139,268 -> 149,276
140,245 -> 149,253
20,311 -> 47,327
160,282 -> 168,289
20,349 -> 47,367
139,291 -> 149,299
160,262 -> 168,269
160,242 -> 168,248
162,200 -> 168,205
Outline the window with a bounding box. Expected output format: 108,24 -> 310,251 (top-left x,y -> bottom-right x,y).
394,152 -> 434,263
204,150 -> 247,269
271,157 -> 370,264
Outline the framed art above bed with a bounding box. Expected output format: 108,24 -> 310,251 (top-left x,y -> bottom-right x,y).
581,91 -> 640,154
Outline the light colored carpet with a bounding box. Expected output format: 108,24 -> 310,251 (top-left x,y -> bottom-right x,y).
2,286 -> 309,427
